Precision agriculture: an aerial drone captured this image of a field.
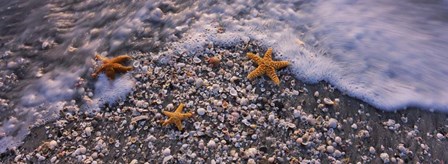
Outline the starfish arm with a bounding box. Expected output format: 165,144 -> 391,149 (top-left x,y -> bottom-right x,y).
105,68 -> 116,80
266,68 -> 280,85
175,103 -> 185,113
111,63 -> 133,73
272,61 -> 289,69
162,118 -> 172,126
247,66 -> 265,80
263,48 -> 273,60
92,66 -> 105,78
163,111 -> 176,117
181,112 -> 193,118
110,55 -> 132,63
95,54 -> 108,62
174,121 -> 184,130
247,52 -> 262,65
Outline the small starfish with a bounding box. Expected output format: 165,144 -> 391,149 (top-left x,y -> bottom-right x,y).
247,48 -> 289,85
162,103 -> 193,130
91,54 -> 133,80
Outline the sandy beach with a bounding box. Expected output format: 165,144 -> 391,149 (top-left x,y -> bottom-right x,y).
1,43 -> 447,163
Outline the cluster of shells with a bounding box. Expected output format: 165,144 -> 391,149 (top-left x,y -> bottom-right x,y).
9,42 -> 448,163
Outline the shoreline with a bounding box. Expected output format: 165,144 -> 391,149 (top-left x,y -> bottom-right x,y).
1,43 -> 448,163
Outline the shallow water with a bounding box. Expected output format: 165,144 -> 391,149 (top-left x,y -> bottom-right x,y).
1,0 -> 447,153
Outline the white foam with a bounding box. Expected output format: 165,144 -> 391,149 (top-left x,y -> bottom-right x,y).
166,0 -> 448,112
0,102 -> 65,153
83,74 -> 135,112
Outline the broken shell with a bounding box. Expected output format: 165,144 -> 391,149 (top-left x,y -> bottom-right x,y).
323,98 -> 334,105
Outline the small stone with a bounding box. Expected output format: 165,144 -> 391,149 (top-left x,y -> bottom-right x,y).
48,140 -> 58,150
323,98 -> 334,105
351,123 -> 358,130
293,110 -> 301,118
195,78 -> 204,87
162,148 -> 171,156
197,108 -> 206,116
436,133 -> 445,140
326,146 -> 335,154
314,91 -> 319,97
328,118 -> 338,128
84,127 -> 92,137
130,159 -> 138,164
239,97 -> 249,106
207,140 -> 216,148
247,158 -> 256,164
380,153 -> 389,163
334,137 -> 342,144
244,148 -> 258,158
229,87 -> 238,97
333,150 -> 342,157
397,144 -> 407,153
369,147 -> 376,154
268,157 -> 275,162
50,156 -> 57,163
193,57 -> 201,63
162,155 -> 173,163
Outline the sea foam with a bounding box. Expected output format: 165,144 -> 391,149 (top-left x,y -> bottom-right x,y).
168,0 -> 448,112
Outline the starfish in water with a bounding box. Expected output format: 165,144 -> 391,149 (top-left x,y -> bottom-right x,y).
91,54 -> 133,80
162,103 -> 193,130
247,48 -> 289,85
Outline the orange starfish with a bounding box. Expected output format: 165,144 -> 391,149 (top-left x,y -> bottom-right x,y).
247,48 -> 289,85
91,54 -> 133,80
162,103 -> 193,130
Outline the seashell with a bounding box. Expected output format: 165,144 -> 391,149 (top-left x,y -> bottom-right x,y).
193,57 -> 201,64
197,108 -> 206,116
207,140 -> 216,148
314,91 -> 319,97
323,98 -> 334,105
229,87 -> 238,97
206,56 -> 221,66
131,115 -> 149,125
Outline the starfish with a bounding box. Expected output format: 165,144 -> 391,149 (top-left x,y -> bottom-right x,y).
247,48 -> 289,85
162,103 -> 193,130
91,54 -> 133,80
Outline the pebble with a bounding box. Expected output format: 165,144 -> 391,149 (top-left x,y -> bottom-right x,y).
436,133 -> 445,140
380,153 -> 389,163
229,87 -> 238,97
328,118 -> 338,128
293,110 -> 301,118
244,148 -> 258,158
326,145 -> 335,154
130,159 -> 138,164
84,127 -> 92,137
351,123 -> 358,130
193,57 -> 201,63
323,98 -> 334,105
197,108 -> 206,116
239,97 -> 249,106
268,157 -> 275,162
247,158 -> 256,164
369,147 -> 376,154
50,156 -> 57,163
334,137 -> 342,144
333,150 -> 342,157
195,78 -> 204,87
314,91 -> 319,97
48,140 -> 58,150
207,140 -> 216,148
162,148 -> 171,156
